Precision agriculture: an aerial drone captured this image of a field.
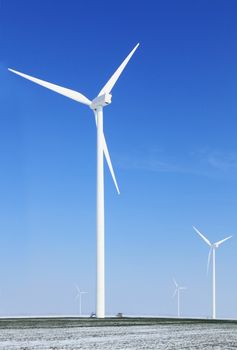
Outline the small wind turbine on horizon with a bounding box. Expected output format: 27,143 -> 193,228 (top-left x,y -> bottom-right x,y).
193,226 -> 232,319
75,285 -> 88,316
8,43 -> 139,318
173,278 -> 186,318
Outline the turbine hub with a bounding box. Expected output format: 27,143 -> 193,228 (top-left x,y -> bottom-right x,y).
90,93 -> 112,110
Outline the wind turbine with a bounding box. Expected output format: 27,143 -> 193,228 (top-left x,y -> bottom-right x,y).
193,226 -> 232,319
75,285 -> 88,316
9,43 -> 139,318
173,278 -> 186,318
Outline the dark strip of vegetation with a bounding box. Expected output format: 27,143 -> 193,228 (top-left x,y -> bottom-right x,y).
0,317 -> 237,329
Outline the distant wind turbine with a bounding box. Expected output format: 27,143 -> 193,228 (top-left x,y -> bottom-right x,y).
193,226 -> 232,319
8,43 -> 139,318
173,278 -> 186,318
75,285 -> 88,316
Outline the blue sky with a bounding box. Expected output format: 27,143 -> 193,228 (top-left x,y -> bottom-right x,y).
0,0 -> 237,318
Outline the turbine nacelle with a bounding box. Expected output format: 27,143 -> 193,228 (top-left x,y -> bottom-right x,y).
90,93 -> 112,110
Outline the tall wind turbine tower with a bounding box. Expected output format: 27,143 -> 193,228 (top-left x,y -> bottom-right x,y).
193,226 -> 232,319
173,278 -> 186,318
9,44 -> 139,318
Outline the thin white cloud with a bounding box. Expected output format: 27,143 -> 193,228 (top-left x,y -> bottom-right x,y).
206,151 -> 237,170
116,148 -> 237,179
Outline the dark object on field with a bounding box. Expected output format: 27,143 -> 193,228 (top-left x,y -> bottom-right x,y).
116,313 -> 123,318
90,312 -> 96,318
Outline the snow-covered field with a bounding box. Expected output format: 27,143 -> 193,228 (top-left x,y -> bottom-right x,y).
0,323 -> 237,349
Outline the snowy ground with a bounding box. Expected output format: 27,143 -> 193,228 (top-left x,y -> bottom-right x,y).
0,323 -> 237,349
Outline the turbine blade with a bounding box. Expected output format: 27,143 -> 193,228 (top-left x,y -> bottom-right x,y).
8,68 -> 91,106
173,278 -> 178,287
193,226 -> 212,247
75,284 -> 80,293
207,248 -> 212,275
94,111 -> 120,194
98,43 -> 139,96
103,134 -> 120,194
215,235 -> 232,247
172,289 -> 177,298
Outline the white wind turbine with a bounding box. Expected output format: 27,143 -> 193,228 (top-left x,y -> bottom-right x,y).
173,278 -> 186,318
9,43 -> 139,318
193,226 -> 232,319
75,285 -> 88,316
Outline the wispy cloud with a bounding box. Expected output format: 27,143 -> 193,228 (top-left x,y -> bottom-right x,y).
206,151 -> 237,170
116,153 -> 187,174
116,148 -> 237,179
